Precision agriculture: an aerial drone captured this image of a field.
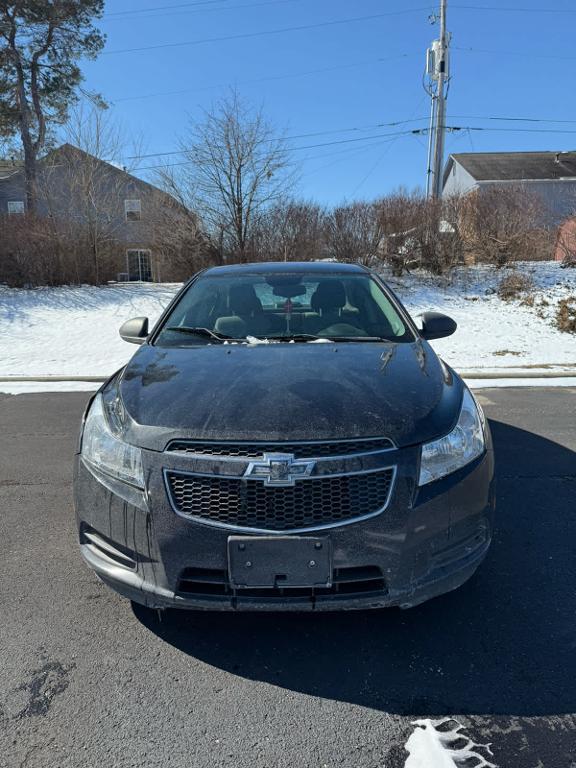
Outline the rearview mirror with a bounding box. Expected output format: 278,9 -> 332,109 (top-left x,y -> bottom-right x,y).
420,311 -> 457,341
119,316 -> 149,345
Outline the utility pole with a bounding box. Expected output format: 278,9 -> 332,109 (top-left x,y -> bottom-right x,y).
425,0 -> 451,198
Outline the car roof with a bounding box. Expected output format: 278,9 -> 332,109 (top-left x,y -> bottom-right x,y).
203,261 -> 369,277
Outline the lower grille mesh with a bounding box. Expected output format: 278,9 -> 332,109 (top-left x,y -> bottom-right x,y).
166,469 -> 394,531
177,565 -> 387,599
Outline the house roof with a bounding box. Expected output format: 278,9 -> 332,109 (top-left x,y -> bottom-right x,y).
444,151 -> 576,186
41,143 -> 191,214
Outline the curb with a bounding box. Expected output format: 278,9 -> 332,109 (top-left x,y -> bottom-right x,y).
0,376 -> 107,383
460,371 -> 576,380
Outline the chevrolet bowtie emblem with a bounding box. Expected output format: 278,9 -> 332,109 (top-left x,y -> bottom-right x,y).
244,453 -> 316,486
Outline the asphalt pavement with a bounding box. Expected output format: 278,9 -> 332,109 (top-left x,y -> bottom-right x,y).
1,388 -> 575,768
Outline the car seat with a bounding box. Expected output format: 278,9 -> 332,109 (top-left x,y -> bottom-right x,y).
214,284 -> 276,338
309,280 -> 360,335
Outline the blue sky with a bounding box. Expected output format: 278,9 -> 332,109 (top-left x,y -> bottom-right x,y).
80,0 -> 576,204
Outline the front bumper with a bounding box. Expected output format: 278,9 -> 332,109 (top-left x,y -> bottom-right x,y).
74,442 -> 495,611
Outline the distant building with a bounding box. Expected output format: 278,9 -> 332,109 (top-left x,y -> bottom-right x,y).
443,151 -> 576,224
0,144 -> 196,282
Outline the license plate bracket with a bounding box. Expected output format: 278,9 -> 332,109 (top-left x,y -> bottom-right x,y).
227,536 -> 332,589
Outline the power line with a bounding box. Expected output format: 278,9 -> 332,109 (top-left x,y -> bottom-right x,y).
124,115 -> 576,162
350,95 -> 429,196
113,54 -> 413,103
125,117 -> 430,160
449,126 -> 576,135
450,114 -> 576,125
132,121 -> 576,173
102,8 -> 431,55
301,136 -> 415,180
134,129 -> 427,171
454,45 -> 576,62
452,4 -> 576,13
102,0 -> 300,22
105,0 -> 231,17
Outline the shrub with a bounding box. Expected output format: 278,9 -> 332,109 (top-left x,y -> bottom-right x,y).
0,213 -> 104,287
460,186 -> 551,267
556,297 -> 576,334
497,271 -> 535,300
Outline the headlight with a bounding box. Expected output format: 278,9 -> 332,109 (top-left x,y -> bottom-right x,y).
81,394 -> 144,489
418,388 -> 485,486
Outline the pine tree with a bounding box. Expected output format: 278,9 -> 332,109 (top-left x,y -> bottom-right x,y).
0,1 -> 105,210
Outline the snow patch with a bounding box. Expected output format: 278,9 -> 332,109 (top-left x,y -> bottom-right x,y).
0,381 -> 99,394
465,376 -> 576,389
404,718 -> 497,768
383,261 -> 576,371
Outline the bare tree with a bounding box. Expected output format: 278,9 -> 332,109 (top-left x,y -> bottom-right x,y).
249,200 -> 325,262
377,192 -> 421,275
324,201 -> 383,266
162,91 -> 297,261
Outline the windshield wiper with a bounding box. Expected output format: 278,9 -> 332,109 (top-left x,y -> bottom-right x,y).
264,333 -> 389,343
321,336 -> 390,342
265,333 -> 325,342
165,326 -> 232,342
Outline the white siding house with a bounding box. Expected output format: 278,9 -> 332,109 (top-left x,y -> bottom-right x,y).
443,151 -> 576,224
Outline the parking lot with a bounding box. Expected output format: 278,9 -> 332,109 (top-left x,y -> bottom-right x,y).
1,387 -> 575,767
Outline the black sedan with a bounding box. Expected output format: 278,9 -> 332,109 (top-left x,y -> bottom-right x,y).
74,261 -> 495,611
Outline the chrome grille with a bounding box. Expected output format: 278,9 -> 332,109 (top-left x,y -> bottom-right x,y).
165,469 -> 395,532
166,437 -> 394,459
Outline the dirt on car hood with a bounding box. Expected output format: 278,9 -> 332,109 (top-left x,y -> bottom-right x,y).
117,340 -> 463,451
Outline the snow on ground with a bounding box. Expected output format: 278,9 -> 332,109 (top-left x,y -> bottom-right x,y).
403,719 -> 496,767
384,261 -> 576,372
0,282 -> 180,378
0,381 -> 100,394
0,262 -> 575,392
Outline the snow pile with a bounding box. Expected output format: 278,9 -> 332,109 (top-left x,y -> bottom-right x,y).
404,718 -> 496,768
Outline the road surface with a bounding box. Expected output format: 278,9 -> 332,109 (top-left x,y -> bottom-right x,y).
1,388 -> 575,767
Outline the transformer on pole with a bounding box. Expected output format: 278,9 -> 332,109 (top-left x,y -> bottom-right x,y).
425,0 -> 451,198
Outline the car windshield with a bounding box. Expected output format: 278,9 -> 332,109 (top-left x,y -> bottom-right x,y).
154,271 -> 414,345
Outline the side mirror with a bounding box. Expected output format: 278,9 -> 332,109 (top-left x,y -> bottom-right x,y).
119,316 -> 149,345
420,311 -> 457,341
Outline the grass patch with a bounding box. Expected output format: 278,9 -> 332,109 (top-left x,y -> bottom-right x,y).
497,271 -> 535,301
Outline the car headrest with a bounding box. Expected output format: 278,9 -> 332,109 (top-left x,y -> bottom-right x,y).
214,316 -> 248,338
311,280 -> 347,313
228,284 -> 263,317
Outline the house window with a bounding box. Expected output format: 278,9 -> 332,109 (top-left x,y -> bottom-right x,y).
7,200 -> 25,215
125,199 -> 141,221
127,249 -> 152,282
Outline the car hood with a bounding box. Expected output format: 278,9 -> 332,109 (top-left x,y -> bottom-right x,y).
117,341 -> 463,451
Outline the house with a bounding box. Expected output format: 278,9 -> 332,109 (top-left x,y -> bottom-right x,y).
0,144 -> 196,282
0,158 -> 25,214
443,151 -> 576,225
